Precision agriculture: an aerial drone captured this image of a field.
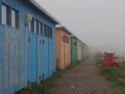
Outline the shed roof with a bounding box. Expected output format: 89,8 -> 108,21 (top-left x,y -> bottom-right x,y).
56,26 -> 72,35
27,0 -> 60,24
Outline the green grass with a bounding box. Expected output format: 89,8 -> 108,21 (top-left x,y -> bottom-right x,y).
15,63 -> 79,94
96,58 -> 125,90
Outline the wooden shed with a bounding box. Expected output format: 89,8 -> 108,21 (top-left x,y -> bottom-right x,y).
56,26 -> 71,70
0,0 -> 59,93
71,36 -> 78,63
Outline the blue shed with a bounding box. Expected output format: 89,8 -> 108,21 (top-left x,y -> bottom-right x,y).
0,0 -> 59,94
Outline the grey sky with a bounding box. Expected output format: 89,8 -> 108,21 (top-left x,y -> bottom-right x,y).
35,0 -> 125,55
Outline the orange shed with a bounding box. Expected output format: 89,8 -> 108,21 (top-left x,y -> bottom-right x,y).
56,26 -> 71,70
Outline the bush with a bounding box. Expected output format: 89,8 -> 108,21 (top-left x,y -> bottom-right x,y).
100,67 -> 121,77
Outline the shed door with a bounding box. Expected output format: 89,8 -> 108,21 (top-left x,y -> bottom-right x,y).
37,36 -> 44,83
0,31 -> 3,94
48,30 -> 54,77
73,40 -> 77,63
28,32 -> 37,83
43,25 -> 54,79
37,23 -> 44,83
43,25 -> 49,79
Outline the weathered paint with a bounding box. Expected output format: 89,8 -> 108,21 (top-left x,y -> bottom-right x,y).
0,25 -> 28,94
28,32 -> 37,83
56,27 -> 71,70
71,36 -> 77,63
43,33 -> 49,79
37,35 -> 44,83
0,0 -> 58,93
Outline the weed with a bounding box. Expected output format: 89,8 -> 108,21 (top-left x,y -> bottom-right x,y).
15,63 -> 79,94
96,58 -> 125,90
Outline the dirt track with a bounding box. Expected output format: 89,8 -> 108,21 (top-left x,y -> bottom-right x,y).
51,57 -> 122,94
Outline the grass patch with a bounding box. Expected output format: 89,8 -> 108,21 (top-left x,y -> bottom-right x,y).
15,63 -> 79,94
96,58 -> 125,90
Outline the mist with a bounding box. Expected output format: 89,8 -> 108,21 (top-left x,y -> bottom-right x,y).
35,0 -> 125,56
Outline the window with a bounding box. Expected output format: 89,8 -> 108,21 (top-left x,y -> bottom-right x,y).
30,18 -> 44,36
66,37 -> 69,43
31,19 -> 34,33
74,41 -> 77,46
49,28 -> 52,38
36,20 -> 39,34
11,9 -> 19,28
46,26 -> 49,37
29,22 -> 31,31
1,4 -> 19,27
63,35 -> 69,44
34,20 -> 36,33
2,4 -> 8,25
44,24 -> 52,38
40,23 -> 43,36
44,24 -> 47,36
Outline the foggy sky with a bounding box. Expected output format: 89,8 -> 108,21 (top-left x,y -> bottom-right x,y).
35,0 -> 125,56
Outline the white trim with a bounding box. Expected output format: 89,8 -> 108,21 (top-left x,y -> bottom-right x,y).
29,0 -> 60,24
11,9 -> 16,28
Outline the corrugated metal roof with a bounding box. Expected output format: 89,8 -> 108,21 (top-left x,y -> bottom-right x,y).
29,0 -> 60,24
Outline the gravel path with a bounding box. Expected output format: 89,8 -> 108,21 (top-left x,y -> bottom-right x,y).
51,57 -> 122,94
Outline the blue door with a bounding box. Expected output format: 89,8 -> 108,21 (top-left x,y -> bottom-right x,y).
0,30 -> 4,94
2,31 -> 11,94
1,29 -> 21,94
48,31 -> 55,77
48,38 -> 52,77
9,31 -> 20,93
37,36 -> 44,83
43,36 -> 49,79
19,31 -> 28,90
28,32 -> 37,83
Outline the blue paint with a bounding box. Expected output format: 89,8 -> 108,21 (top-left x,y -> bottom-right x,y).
19,30 -> 28,89
0,2 -> 1,23
37,35 -> 44,83
28,32 -> 37,83
0,0 -> 58,93
0,25 -> 4,94
48,28 -> 56,77
43,36 -> 49,79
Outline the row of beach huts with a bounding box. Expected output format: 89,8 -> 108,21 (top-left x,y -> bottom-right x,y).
0,0 -> 88,94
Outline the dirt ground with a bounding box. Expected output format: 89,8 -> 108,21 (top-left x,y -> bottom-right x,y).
51,57 -> 123,94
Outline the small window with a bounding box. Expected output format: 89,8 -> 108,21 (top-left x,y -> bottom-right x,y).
63,35 -> 69,44
34,20 -> 36,33
63,35 -> 66,42
44,24 -> 46,36
48,27 -> 50,38
36,20 -> 39,34
2,4 -> 8,25
74,41 -> 77,46
31,19 -> 34,33
11,9 -> 19,28
46,26 -> 49,37
29,22 -> 31,31
67,37 -> 69,43
44,24 -> 52,38
40,23 -> 43,36
44,24 -> 47,37
38,23 -> 41,35
50,28 -> 52,38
